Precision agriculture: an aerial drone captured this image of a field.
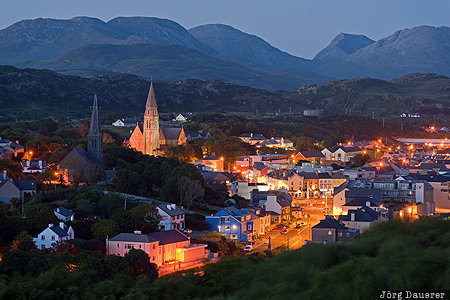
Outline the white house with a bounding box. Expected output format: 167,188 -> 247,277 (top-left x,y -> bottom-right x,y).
174,114 -> 188,123
33,223 -> 74,250
157,203 -> 185,231
321,146 -> 362,163
263,191 -> 292,221
54,206 -> 75,222
22,159 -> 46,173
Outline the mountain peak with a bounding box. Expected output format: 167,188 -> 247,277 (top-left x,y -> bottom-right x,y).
314,32 -> 374,60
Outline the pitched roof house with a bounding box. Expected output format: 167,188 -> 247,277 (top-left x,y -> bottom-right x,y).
33,222 -> 74,250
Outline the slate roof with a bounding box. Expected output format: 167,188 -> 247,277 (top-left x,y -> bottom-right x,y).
339,146 -> 362,153
157,204 -> 184,217
109,232 -> 158,243
202,155 -> 220,160
343,198 -> 380,207
338,206 -> 379,222
50,225 -> 71,238
148,230 -> 189,245
13,180 -> 37,191
160,125 -> 183,141
297,151 -> 325,158
312,216 -> 346,230
54,207 -> 74,217
408,174 -> 450,182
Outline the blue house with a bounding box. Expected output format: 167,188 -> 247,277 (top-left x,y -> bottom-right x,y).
206,207 -> 260,242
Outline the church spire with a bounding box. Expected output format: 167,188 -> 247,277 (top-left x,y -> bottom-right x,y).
145,80 -> 157,109
88,94 -> 103,164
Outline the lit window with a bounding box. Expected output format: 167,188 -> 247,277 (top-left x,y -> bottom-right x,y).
225,225 -> 230,230
327,231 -> 332,236
225,217 -> 230,222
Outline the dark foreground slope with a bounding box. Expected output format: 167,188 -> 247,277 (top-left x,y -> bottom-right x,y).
0,218 -> 448,299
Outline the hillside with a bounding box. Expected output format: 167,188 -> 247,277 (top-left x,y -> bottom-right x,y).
0,16 -> 215,64
0,66 -> 449,121
25,43 -> 320,91
189,24 -> 310,70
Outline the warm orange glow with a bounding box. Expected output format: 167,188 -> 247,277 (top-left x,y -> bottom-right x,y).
408,207 -> 412,214
347,141 -> 351,145
29,151 -> 33,155
430,126 -> 435,131
379,162 -> 383,167
363,150 -> 367,154
220,157 -> 224,160
388,148 -> 392,151
377,149 -> 380,152
402,159 -> 406,163
378,139 -> 382,143
399,211 -> 403,217
397,146 -> 400,150
409,145 -> 414,149
291,154 -> 294,158
54,172 -> 58,176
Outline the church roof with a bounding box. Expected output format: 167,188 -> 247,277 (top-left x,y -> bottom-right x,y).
146,81 -> 157,108
160,125 -> 183,141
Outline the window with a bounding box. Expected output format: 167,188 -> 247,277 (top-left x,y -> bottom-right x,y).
327,230 -> 332,236
225,225 -> 230,230
248,225 -> 252,231
152,256 -> 155,261
139,244 -> 141,249
51,236 -> 55,241
41,245 -> 45,250
117,243 -> 120,248
346,232 -> 350,237
338,232 -> 343,237
225,217 -> 230,222
230,234 -> 238,239
41,235 -> 45,240
153,244 -> 156,250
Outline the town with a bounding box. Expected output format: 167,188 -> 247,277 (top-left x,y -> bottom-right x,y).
1,81 -> 449,281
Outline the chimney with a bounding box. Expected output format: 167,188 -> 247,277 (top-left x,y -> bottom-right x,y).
134,231 -> 141,235
57,208 -> 60,213
251,133 -> 253,138
59,222 -> 65,229
2,170 -> 6,180
48,224 -> 53,228
350,213 -> 355,221
366,201 -> 371,207
167,204 -> 172,211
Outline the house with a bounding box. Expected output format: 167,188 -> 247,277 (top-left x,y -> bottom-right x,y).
264,169 -> 302,191
186,131 -> 210,141
338,206 -> 382,233
194,155 -> 224,172
54,207 -> 75,222
238,133 -> 266,144
311,216 -> 359,243
33,223 -> 74,250
112,118 -> 141,127
205,207 -> 271,242
0,137 -> 24,159
22,159 -> 46,173
321,146 -> 362,163
157,203 -> 185,231
106,230 -> 208,268
174,114 -> 188,123
0,171 -> 37,204
332,184 -> 382,216
262,191 -> 292,221
294,151 -> 325,165
233,182 -> 270,200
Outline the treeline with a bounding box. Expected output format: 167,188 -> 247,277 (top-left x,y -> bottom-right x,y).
0,217 -> 448,299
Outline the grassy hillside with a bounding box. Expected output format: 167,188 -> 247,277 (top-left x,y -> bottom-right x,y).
0,66 -> 449,122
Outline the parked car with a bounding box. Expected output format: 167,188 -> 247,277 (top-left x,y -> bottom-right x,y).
281,229 -> 288,234
274,225 -> 286,231
244,245 -> 253,252
183,228 -> 192,234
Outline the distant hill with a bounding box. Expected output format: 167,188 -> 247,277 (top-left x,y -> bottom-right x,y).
25,43 -> 323,91
0,16 -> 215,64
0,66 -> 448,121
313,26 -> 450,78
189,24 -> 310,70
314,33 -> 375,61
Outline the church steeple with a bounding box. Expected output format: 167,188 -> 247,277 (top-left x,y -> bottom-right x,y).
88,94 -> 103,164
143,80 -> 160,156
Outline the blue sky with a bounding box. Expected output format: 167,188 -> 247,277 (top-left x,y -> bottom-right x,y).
1,0 -> 449,58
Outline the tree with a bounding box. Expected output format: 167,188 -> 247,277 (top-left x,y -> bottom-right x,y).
0,159 -> 24,180
10,231 -> 36,251
99,193 -> 124,218
177,177 -> 205,209
104,255 -> 132,276
50,240 -> 80,256
217,237 -> 245,257
124,249 -> 158,280
128,204 -> 161,233
24,204 -> 59,235
0,249 -> 30,275
91,219 -> 120,241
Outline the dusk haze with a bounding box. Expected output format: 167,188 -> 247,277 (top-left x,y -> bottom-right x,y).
0,1 -> 448,299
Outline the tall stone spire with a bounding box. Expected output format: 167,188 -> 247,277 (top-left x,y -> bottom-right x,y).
143,80 -> 160,156
88,94 -> 103,164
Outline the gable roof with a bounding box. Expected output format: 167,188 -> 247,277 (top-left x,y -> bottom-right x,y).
148,229 -> 189,245
343,198 -> 380,207
54,207 -> 74,217
13,180 -> 37,191
313,216 -> 346,230
160,125 -> 183,141
49,225 -> 71,238
157,204 -> 184,217
338,206 -> 379,222
297,151 -> 325,158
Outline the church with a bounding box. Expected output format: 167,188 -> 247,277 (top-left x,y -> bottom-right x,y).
58,95 -> 104,184
125,82 -> 186,155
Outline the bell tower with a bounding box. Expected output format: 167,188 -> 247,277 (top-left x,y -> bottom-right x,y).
88,94 -> 103,164
143,81 -> 159,155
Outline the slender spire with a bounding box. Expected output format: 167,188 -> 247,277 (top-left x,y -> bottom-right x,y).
145,80 -> 157,108
89,94 -> 101,136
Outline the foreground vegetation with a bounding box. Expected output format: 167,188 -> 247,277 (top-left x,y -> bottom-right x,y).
0,218 -> 448,299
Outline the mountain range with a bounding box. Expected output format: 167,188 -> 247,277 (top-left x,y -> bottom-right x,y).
1,66 -> 448,121
0,16 -> 449,91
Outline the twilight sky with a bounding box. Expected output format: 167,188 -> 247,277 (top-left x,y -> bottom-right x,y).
1,0 -> 449,58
